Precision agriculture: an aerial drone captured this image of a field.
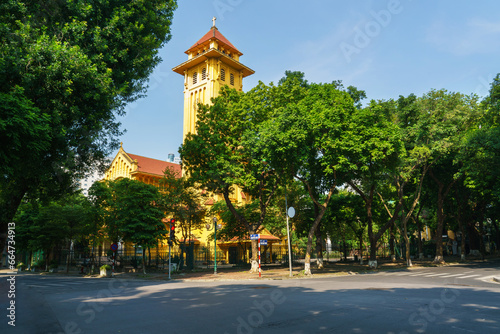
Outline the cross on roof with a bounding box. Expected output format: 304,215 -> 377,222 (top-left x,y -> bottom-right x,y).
212,16 -> 216,27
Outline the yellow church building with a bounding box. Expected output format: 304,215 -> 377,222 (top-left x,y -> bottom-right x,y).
103,19 -> 281,266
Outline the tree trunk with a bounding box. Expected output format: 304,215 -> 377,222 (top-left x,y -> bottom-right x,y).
250,239 -> 259,273
478,219 -> 486,260
413,205 -> 424,260
0,183 -> 28,256
468,221 -> 481,256
403,218 -> 412,267
492,219 -> 500,255
142,249 -> 146,275
304,215 -> 324,275
221,190 -> 261,273
147,247 -> 151,267
434,190 -> 445,263
429,168 -> 457,264
366,194 -> 378,269
315,223 -> 324,269
358,234 -> 364,265
368,237 -> 378,269
300,180 -> 336,276
390,225 -> 396,262
304,207 -> 331,275
459,220 -> 467,261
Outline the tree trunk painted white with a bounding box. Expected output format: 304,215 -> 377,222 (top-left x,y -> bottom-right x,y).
368,260 -> 377,269
304,261 -> 312,276
461,254 -> 466,261
433,255 -> 444,263
391,254 -> 396,262
317,257 -> 324,269
250,259 -> 259,273
407,259 -> 412,267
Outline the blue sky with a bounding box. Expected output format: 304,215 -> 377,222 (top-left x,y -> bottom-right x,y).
115,0 -> 500,162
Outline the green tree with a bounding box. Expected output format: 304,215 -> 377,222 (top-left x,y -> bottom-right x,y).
160,167 -> 206,270
180,86 -> 281,272
418,90 -> 480,263
14,193 -> 91,270
256,74 -> 368,274
459,74 -> 500,256
112,179 -> 166,275
0,0 -> 177,253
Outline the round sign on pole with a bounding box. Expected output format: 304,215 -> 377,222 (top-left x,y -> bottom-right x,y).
110,243 -> 118,252
287,207 -> 295,218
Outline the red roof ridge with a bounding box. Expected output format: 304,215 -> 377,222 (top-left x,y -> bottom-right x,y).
186,26 -> 242,55
126,153 -> 181,178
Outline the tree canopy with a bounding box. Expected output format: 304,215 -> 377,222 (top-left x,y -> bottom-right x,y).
0,0 -> 177,252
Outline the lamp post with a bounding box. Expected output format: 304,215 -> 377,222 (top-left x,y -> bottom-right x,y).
213,217 -> 218,275
285,189 -> 295,278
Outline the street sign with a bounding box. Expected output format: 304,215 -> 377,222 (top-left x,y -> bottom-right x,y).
250,234 -> 259,240
110,243 -> 118,251
260,239 -> 268,245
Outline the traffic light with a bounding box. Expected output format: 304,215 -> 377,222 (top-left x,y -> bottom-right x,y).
169,218 -> 175,239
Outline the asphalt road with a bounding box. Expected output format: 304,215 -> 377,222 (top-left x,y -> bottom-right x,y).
1,261 -> 499,334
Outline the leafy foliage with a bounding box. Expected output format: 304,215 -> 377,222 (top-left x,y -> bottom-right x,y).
0,0 -> 177,250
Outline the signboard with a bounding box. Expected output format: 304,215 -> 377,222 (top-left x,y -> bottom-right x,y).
250,234 -> 259,240
288,207 -> 296,218
260,239 -> 268,245
110,243 -> 118,252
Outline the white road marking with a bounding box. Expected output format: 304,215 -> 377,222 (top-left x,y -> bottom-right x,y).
456,274 -> 481,279
420,273 -> 451,277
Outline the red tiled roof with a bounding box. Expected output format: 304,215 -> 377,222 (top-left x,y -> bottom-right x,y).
186,27 -> 242,55
127,153 -> 181,177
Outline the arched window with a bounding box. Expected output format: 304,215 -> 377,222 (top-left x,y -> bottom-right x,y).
201,68 -> 207,80
230,73 -> 235,86
192,72 -> 197,85
220,68 -> 226,81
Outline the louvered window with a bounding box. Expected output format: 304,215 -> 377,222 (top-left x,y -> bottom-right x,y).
192,72 -> 197,85
220,68 -> 226,81
201,68 -> 207,80
230,73 -> 235,86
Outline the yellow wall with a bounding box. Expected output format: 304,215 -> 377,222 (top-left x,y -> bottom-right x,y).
104,144 -> 136,181
182,58 -> 245,141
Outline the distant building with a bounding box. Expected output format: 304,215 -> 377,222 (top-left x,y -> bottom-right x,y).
78,169 -> 104,197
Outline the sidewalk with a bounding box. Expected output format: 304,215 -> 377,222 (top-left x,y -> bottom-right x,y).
2,256 -> 499,282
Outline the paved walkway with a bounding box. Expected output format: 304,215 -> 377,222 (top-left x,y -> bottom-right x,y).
3,256 -> 498,282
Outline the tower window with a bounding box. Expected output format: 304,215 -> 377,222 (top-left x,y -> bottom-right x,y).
192,72 -> 197,85
201,68 -> 207,80
230,73 -> 235,86
220,68 -> 226,81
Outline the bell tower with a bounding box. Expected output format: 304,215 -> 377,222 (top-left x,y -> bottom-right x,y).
172,18 -> 254,141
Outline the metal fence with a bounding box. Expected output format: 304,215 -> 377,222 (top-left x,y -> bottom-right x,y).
16,242 -> 400,272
